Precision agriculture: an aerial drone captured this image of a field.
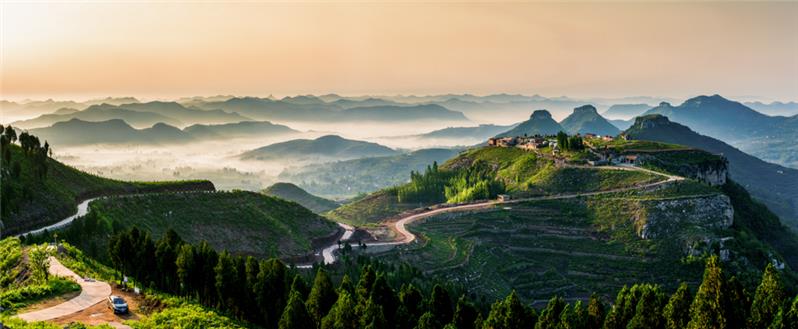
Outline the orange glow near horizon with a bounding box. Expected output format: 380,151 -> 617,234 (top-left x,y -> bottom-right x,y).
1,1 -> 797,101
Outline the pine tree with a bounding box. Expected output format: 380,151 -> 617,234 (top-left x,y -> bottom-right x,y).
749,264 -> 786,329
339,274 -> 354,294
307,269 -> 338,327
586,293 -> 605,329
452,295 -> 479,329
368,274 -> 397,324
416,312 -> 440,329
279,289 -> 315,329
560,300 -> 587,329
535,296 -> 565,329
627,285 -> 666,329
769,295 -> 798,329
484,291 -> 536,329
321,290 -> 359,329
397,284 -> 425,329
663,283 -> 692,329
214,251 -> 238,313
430,284 -> 453,326
359,297 -> 387,329
687,256 -> 727,329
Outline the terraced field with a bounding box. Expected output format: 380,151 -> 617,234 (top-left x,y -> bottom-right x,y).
377,182 -> 725,302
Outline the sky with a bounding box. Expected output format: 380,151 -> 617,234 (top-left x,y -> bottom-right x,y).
2,1 -> 797,101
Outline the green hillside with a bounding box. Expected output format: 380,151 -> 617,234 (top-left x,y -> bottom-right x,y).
51,191 -> 339,260
327,146 -> 668,226
621,114 -> 798,230
375,178 -> 798,302
263,182 -> 340,213
0,140 -> 214,236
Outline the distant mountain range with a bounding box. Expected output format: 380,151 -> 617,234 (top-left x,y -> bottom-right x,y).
495,110 -> 564,137
560,105 -> 621,136
624,114 -> 798,230
12,101 -> 248,129
642,95 -> 798,168
1,97 -> 140,121
28,119 -> 297,146
417,124 -> 516,140
240,135 -> 398,162
14,105 -> 183,129
601,103 -> 651,120
278,148 -> 461,198
194,97 -> 470,123
744,101 -> 798,116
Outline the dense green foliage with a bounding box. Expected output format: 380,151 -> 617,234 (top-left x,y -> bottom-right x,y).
0,238 -> 80,313
27,191 -> 338,261
397,161 -> 505,204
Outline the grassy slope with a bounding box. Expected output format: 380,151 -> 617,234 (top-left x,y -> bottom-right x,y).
1,144 -> 215,235
375,180 -> 793,302
70,191 -> 338,259
0,237 -> 244,328
262,182 -> 339,213
328,146 -> 664,226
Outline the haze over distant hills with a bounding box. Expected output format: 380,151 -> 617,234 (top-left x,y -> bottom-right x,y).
601,103 -> 651,120
278,147 -> 461,198
642,95 -> 798,168
12,101 -> 248,129
240,135 -> 398,162
193,97 -> 470,123
560,105 -> 621,136
624,114 -> 798,230
28,118 -> 298,146
744,101 -> 798,116
417,124 -> 516,140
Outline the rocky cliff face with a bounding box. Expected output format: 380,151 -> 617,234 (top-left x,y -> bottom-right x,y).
634,194 -> 733,240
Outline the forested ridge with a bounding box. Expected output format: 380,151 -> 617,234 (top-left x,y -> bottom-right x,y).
68,227 -> 798,329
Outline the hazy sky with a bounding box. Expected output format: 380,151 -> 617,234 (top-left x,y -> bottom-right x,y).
2,1 -> 797,101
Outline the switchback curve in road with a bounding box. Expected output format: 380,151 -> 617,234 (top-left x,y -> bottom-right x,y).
16,256 -> 112,322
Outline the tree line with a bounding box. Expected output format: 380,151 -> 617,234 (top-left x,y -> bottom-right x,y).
0,125 -> 51,219
556,131 -> 584,152
396,160 -> 505,205
105,227 -> 796,329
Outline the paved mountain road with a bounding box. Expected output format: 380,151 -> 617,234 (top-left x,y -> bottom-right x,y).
320,164 -> 685,264
16,257 -> 112,322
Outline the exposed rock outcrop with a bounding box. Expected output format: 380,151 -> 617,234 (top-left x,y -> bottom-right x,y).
634,194 -> 733,240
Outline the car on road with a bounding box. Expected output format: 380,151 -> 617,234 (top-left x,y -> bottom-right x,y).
107,295 -> 128,314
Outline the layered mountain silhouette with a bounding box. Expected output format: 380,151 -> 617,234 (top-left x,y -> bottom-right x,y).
14,106 -> 182,129
28,119 -> 298,146
642,94 -> 798,168
12,101 -> 248,129
29,119 -> 193,145
602,103 -> 651,120
183,121 -> 298,139
240,135 -> 398,162
560,105 -> 621,136
418,124 -> 516,140
624,114 -> 798,229
495,110 -> 564,137
195,97 -> 469,123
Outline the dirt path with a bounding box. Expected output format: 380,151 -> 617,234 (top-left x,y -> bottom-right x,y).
17,198 -> 98,237
16,257 -> 112,322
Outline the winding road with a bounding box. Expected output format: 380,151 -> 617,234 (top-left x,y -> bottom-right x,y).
11,164 -> 683,324
16,257 -> 111,322
322,164 -> 684,264
17,198 -> 98,237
